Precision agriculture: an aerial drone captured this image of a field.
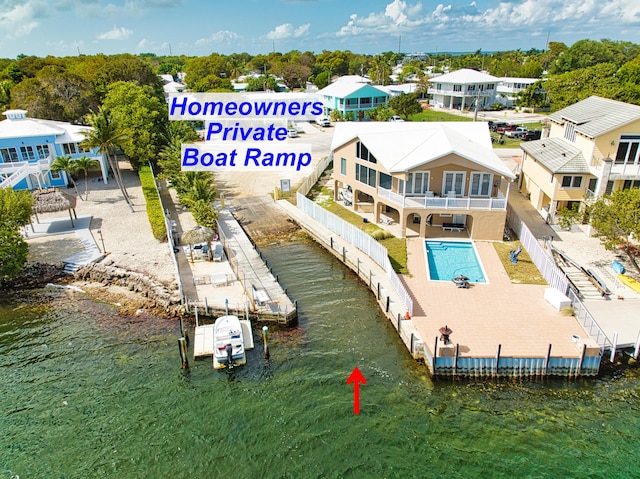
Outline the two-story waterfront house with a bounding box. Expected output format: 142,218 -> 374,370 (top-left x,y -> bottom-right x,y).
331,122 -> 516,240
427,69 -> 499,111
0,110 -> 106,191
519,96 -> 640,223
317,78 -> 389,121
496,77 -> 542,108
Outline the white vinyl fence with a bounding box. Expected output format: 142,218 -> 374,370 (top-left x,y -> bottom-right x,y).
297,193 -> 414,315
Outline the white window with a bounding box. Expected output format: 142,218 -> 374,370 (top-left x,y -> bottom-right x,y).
406,171 -> 430,195
561,175 -> 583,189
62,143 -> 78,155
443,172 -> 465,196
36,144 -> 50,159
0,147 -> 19,163
615,135 -> 640,165
470,172 -> 492,196
20,146 -> 36,161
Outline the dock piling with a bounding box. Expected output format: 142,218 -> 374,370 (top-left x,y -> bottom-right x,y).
178,337 -> 189,369
262,325 -> 270,359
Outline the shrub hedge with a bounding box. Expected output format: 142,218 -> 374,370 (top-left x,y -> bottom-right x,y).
138,165 -> 167,241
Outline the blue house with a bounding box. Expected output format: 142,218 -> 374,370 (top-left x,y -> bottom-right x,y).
317,79 -> 389,121
0,110 -> 107,191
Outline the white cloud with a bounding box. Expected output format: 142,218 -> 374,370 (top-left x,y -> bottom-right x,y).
0,1 -> 44,38
266,23 -> 310,40
195,30 -> 240,46
97,25 -> 133,40
335,0 -> 424,36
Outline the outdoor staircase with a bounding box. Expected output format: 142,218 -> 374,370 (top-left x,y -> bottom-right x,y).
62,229 -> 104,273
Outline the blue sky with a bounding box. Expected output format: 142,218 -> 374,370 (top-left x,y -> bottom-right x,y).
1,0 -> 639,59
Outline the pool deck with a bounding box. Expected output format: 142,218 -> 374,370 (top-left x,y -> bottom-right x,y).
404,237 -> 588,358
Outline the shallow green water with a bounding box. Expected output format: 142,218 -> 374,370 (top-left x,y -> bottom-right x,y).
2,242 -> 640,478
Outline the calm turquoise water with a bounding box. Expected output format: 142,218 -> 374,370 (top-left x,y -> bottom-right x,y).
426,240 -> 486,282
2,241 -> 640,478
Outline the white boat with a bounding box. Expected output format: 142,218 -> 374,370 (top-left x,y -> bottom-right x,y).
213,315 -> 246,369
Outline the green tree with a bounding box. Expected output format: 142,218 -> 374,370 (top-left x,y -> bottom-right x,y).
0,188 -> 33,285
82,107 -> 134,212
101,81 -> 168,169
313,70 -> 330,89
50,155 -> 81,198
0,188 -> 34,230
368,55 -> 392,85
73,156 -> 100,200
0,227 -> 29,285
389,93 -> 421,119
190,200 -> 218,230
544,63 -> 621,110
589,188 -> 640,274
158,121 -> 200,185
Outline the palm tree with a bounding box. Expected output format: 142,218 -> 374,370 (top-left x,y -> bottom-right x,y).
178,176 -> 217,208
81,107 -> 134,212
73,156 -> 100,200
50,155 -> 81,199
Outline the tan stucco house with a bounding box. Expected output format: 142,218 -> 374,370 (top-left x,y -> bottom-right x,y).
519,96 -> 640,224
331,122 -> 516,240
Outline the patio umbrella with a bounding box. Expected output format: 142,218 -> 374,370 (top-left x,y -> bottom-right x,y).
181,226 -> 215,262
32,189 -> 78,227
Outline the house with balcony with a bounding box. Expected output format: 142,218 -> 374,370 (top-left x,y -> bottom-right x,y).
519,96 -> 640,224
496,77 -> 542,108
0,110 -> 106,191
317,79 -> 389,121
427,69 -> 499,111
331,122 -> 516,240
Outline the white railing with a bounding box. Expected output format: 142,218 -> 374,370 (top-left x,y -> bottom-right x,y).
506,206 -> 610,349
296,154 -> 333,197
297,193 -> 414,315
377,187 -> 507,210
0,157 -> 53,189
611,162 -> 640,178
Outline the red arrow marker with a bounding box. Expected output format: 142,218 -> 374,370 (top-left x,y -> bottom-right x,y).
346,367 -> 366,415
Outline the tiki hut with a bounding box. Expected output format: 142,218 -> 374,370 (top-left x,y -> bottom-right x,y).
181,225 -> 215,262
32,189 -> 78,227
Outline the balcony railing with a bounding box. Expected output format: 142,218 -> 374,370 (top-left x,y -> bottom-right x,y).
377,187 -> 507,210
0,157 -> 53,189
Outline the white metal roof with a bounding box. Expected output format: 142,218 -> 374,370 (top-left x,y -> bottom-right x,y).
331,122 -> 515,178
318,81 -> 387,99
0,110 -> 91,143
428,68 -> 499,84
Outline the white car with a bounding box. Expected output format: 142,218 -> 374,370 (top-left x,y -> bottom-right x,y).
287,128 -> 298,138
388,115 -> 404,122
317,118 -> 331,127
505,127 -> 528,138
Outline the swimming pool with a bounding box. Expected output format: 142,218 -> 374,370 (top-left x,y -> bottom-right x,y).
424,240 -> 487,283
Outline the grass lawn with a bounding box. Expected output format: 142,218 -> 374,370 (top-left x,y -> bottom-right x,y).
307,184 -> 408,274
493,241 -> 547,285
409,109 -> 473,122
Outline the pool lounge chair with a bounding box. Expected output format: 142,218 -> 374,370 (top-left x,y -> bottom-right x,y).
442,223 -> 465,232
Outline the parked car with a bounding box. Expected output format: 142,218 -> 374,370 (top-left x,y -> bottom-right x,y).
317,117 -> 331,127
388,115 -> 404,122
522,130 -> 542,141
505,127 -> 528,138
490,122 -> 508,132
287,128 -> 298,138
496,123 -> 517,133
